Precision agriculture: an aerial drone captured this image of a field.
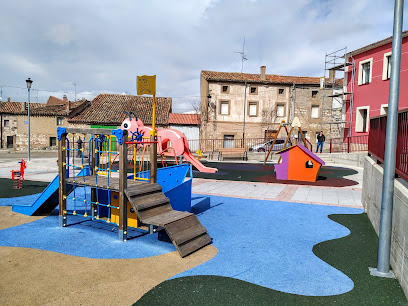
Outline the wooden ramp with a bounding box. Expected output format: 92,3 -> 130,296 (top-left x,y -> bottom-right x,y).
125,183 -> 211,257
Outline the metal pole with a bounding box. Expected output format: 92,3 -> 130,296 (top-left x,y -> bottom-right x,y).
370,0 -> 404,278
28,88 -> 31,161
242,81 -> 247,147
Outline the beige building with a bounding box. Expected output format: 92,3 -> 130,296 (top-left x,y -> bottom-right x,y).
0,96 -> 89,150
200,67 -> 337,150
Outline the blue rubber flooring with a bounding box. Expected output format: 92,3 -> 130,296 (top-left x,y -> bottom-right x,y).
182,195 -> 364,296
0,190 -> 363,296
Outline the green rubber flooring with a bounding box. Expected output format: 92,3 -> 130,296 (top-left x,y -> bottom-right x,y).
0,178 -> 49,198
135,213 -> 407,305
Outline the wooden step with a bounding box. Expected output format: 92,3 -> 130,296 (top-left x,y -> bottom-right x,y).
130,193 -> 170,211
177,233 -> 212,258
137,203 -> 173,221
142,210 -> 193,227
170,225 -> 208,245
125,184 -> 162,197
163,215 -> 202,236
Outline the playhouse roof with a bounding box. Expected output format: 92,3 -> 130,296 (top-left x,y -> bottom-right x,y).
276,144 -> 325,165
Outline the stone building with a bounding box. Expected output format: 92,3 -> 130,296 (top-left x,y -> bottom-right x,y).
0,97 -> 89,150
200,67 -> 336,150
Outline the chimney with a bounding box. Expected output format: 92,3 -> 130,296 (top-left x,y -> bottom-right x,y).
63,94 -> 68,101
260,66 -> 266,81
66,101 -> 70,112
7,97 -> 10,102
21,102 -> 27,111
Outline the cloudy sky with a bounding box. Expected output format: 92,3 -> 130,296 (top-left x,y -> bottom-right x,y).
0,0 -> 407,112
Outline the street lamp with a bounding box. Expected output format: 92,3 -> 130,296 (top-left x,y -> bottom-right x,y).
26,78 -> 32,161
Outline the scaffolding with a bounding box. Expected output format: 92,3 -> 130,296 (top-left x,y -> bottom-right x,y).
321,47 -> 355,139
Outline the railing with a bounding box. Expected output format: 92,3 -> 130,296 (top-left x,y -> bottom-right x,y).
188,137 -> 312,153
369,109 -> 408,181
329,135 -> 369,153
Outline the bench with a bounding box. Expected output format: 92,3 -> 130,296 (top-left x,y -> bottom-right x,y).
218,147 -> 248,161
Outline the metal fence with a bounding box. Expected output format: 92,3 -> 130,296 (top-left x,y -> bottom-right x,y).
188,137 -> 313,153
369,109 -> 408,181
329,135 -> 369,153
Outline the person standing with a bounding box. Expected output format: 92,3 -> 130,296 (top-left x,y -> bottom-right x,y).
316,131 -> 325,153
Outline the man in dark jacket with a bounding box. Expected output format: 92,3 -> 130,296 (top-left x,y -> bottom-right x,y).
316,131 -> 325,153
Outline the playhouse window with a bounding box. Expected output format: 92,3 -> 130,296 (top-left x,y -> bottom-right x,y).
305,160 -> 313,168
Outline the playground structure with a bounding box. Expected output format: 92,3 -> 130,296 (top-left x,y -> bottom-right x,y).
264,117 -> 311,164
52,127 -> 210,257
275,144 -> 325,182
121,113 -> 218,173
10,159 -> 26,189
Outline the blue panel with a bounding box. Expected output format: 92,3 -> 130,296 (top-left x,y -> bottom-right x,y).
57,127 -> 66,141
111,129 -> 124,145
12,167 -> 90,216
127,164 -> 192,212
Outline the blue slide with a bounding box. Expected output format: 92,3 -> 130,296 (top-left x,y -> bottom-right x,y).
12,168 -> 90,216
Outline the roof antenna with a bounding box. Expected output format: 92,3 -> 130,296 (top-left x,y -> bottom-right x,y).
129,111 -> 138,121
234,37 -> 248,73
123,111 -> 131,120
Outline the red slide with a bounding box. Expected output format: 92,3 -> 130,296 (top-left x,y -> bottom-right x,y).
183,151 -> 218,173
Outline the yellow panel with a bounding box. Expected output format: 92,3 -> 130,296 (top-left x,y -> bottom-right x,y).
110,192 -> 138,228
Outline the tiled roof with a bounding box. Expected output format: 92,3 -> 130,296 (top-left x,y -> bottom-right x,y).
202,70 -> 321,85
46,96 -> 65,105
69,94 -> 172,126
349,30 -> 408,56
0,99 -> 89,117
169,113 -> 200,125
0,102 -> 44,114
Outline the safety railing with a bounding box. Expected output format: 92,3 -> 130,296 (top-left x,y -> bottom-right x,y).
188,137 -> 313,153
329,135 -> 369,153
369,109 -> 408,181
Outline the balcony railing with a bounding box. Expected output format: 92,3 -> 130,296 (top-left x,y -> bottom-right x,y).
369,109 -> 408,181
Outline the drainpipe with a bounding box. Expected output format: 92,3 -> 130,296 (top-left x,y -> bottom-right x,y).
369,0 -> 404,278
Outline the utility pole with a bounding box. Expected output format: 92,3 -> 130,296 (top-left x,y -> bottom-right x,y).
234,37 -> 248,147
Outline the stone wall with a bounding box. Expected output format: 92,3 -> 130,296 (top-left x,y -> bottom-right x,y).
362,156 -> 408,299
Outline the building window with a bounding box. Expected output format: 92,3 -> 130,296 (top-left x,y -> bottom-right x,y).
312,91 -> 318,98
358,58 -> 373,85
381,104 -> 388,115
311,105 -> 320,118
276,104 -> 285,117
249,86 -> 258,95
221,85 -> 230,94
220,100 -> 230,115
223,135 -> 234,148
50,137 -> 57,147
248,101 -> 258,117
265,130 -> 278,140
278,88 -> 284,95
382,52 -> 392,80
356,106 -> 369,132
4,120 -> 9,127
56,117 -> 64,126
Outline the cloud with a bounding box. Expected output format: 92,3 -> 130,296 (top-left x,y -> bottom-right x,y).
0,0 -> 406,111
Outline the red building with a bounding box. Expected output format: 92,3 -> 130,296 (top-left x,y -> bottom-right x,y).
344,30 -> 408,140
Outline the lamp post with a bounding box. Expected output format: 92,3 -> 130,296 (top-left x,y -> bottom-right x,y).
26,78 -> 32,161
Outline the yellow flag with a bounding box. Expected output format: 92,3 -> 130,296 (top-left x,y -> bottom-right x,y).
137,75 -> 156,95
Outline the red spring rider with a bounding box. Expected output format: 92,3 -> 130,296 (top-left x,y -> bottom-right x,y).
11,159 -> 26,189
